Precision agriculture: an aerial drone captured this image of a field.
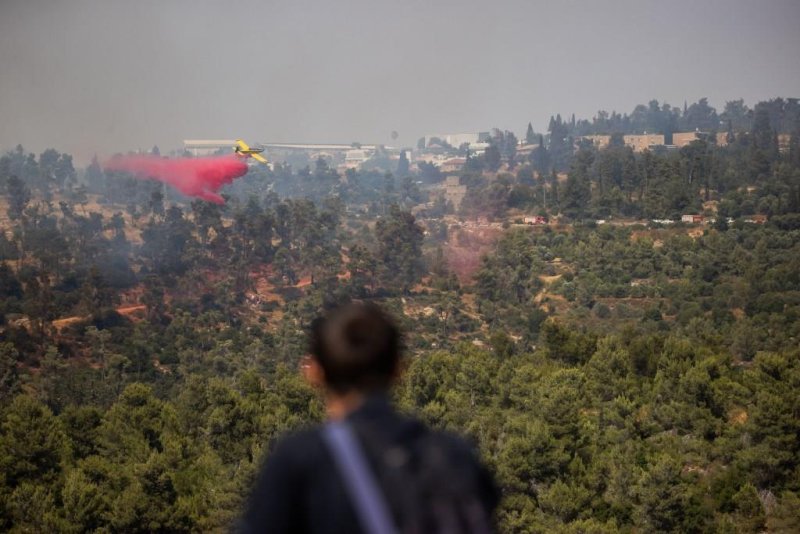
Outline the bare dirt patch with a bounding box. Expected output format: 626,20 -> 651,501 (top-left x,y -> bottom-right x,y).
687,227 -> 705,238
52,315 -> 87,332
539,274 -> 562,285
117,305 -> 146,320
729,408 -> 748,425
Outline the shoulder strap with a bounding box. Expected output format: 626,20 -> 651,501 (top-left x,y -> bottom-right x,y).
322,421 -> 399,534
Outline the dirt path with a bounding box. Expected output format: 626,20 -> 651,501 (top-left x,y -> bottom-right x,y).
52,304 -> 147,331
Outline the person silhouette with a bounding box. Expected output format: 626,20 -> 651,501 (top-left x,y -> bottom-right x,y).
240,302 -> 498,533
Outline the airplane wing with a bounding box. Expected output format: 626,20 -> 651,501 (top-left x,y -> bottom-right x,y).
236,139 -> 251,151
250,153 -> 268,164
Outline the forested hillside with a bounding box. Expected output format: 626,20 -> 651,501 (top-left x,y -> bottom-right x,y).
1,97 -> 799,532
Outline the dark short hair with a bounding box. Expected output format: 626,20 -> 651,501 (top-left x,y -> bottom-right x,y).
309,303 -> 401,393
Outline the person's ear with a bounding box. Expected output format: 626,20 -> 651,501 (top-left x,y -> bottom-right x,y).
301,355 -> 325,389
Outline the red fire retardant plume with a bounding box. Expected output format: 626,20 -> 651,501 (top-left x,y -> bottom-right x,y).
104,155 -> 249,204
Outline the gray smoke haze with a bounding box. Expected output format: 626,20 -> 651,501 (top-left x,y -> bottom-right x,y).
1,0 -> 799,163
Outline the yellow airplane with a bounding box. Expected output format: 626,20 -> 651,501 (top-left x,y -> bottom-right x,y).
234,139 -> 269,164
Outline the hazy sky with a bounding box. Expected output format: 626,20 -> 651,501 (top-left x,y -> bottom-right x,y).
1,0 -> 798,163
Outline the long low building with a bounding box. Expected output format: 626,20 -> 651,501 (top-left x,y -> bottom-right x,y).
580,134 -> 665,152
580,131 -> 732,152
183,140 -> 389,160
183,139 -> 238,156
259,142 -> 378,151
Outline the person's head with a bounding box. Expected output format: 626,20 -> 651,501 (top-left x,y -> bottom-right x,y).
307,302 -> 401,395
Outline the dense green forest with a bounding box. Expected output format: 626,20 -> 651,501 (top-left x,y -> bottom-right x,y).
1,97 -> 799,532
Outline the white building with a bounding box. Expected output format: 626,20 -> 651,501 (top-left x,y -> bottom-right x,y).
425,132 -> 490,148
344,149 -> 372,169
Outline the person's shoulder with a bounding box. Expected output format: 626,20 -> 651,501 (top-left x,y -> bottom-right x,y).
387,410 -> 476,455
264,425 -> 327,465
421,426 -> 477,453
413,426 -> 501,511
240,426 -> 329,533
275,426 -> 323,446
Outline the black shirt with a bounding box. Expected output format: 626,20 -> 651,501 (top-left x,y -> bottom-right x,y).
239,396 -> 498,533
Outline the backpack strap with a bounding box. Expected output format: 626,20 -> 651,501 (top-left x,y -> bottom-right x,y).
322,421 -> 399,534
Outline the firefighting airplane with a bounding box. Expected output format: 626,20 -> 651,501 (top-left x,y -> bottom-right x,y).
234,139 -> 269,165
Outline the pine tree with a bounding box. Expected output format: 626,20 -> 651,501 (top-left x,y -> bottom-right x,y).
561,149 -> 593,218
6,176 -> 30,220
397,150 -> 409,176
526,122 -> 535,144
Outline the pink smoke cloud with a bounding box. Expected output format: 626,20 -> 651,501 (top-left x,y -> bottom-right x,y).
104,155 -> 249,204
